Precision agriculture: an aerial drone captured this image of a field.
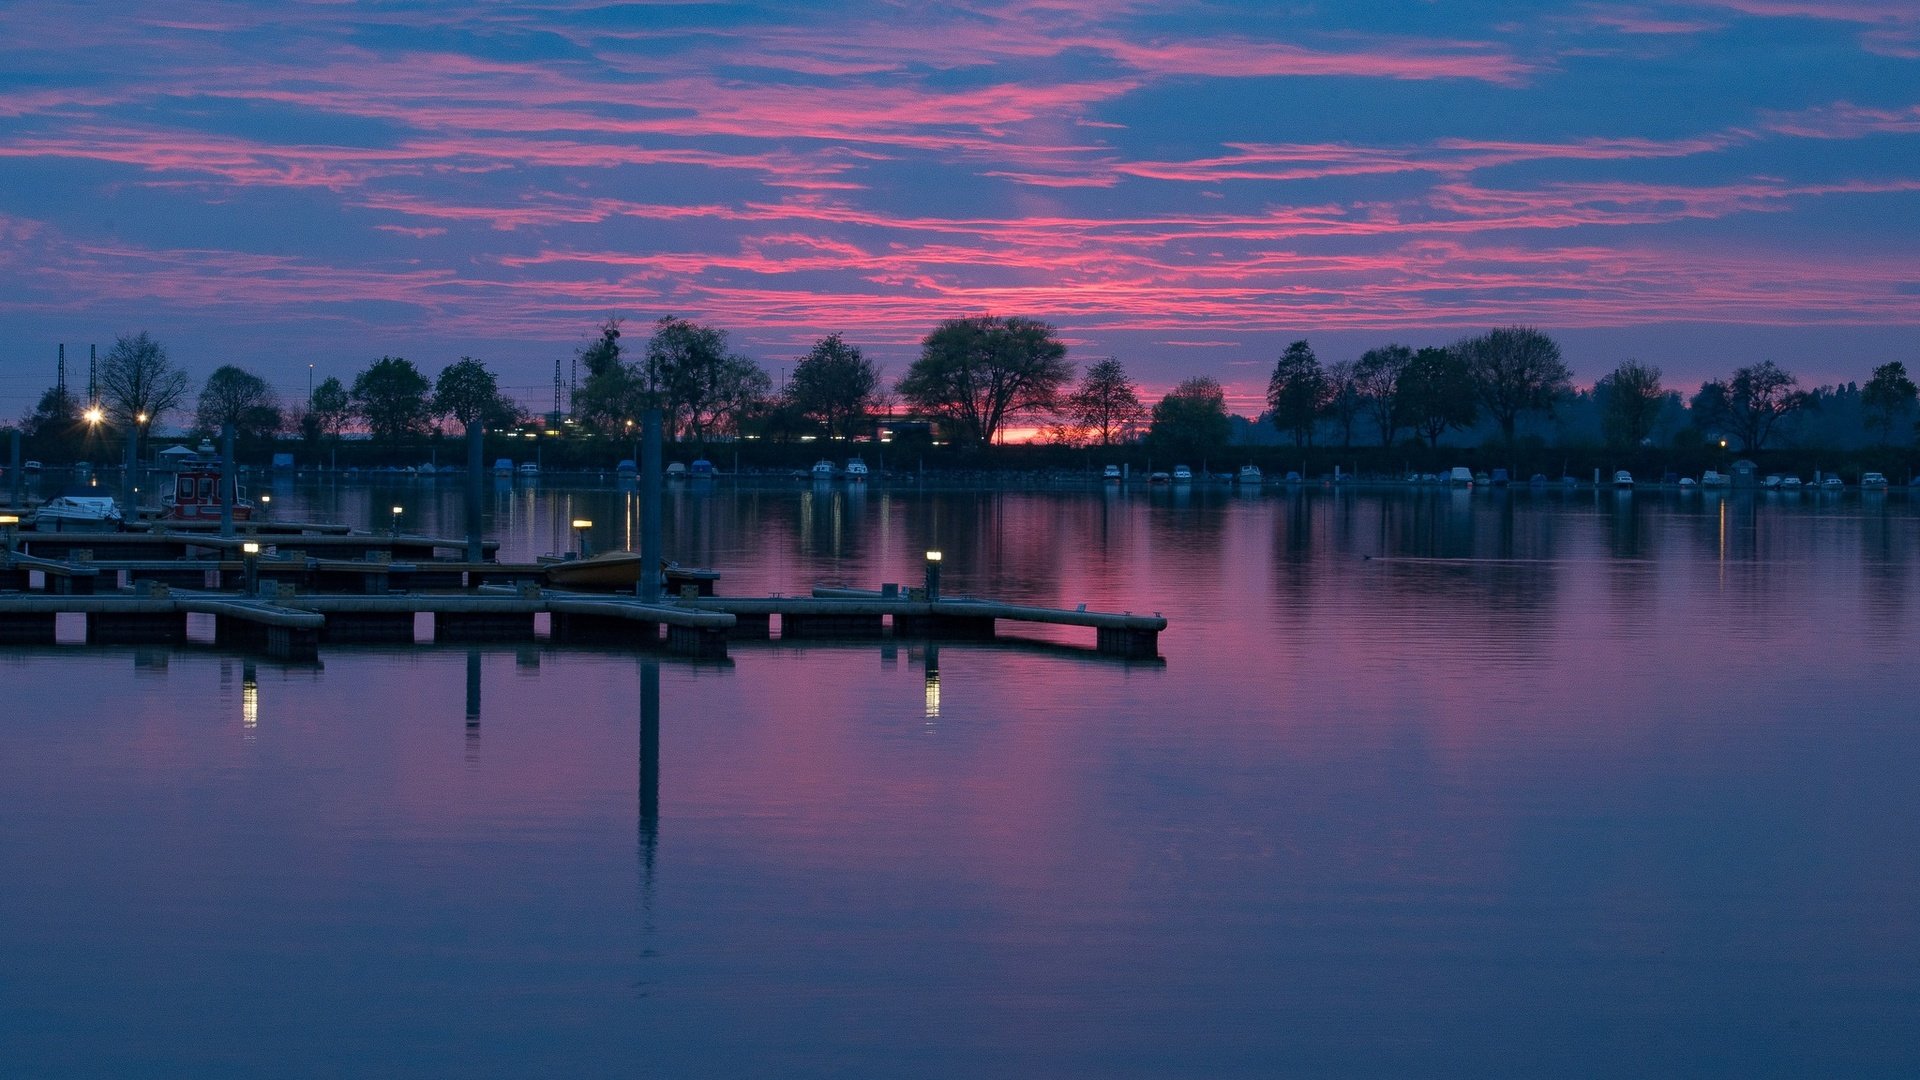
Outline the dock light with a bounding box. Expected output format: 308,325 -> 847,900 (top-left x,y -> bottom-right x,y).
258,493 -> 271,521
391,505 -> 403,536
924,549 -> 942,600
242,541 -> 260,555
241,541 -> 261,592
0,513 -> 17,557
84,406 -> 103,424
571,518 -> 594,558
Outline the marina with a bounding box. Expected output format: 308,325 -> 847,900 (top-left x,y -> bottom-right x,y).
1,500 -> 1167,661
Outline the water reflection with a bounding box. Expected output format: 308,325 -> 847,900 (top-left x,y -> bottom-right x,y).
638,658 -> 660,894
464,649 -> 483,762
8,485 -> 1920,1076
922,644 -> 941,722
241,660 -> 258,735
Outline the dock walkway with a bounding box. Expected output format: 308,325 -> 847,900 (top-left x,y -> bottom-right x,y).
1,541 -> 1164,660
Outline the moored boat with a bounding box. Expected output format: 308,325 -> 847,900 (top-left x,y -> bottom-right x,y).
33,492 -> 123,531
845,457 -> 869,480
811,459 -> 835,480
1237,464 -> 1263,487
540,550 -> 719,594
162,465 -> 254,522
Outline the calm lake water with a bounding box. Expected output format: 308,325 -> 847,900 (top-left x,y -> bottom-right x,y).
4,478 -> 1918,1078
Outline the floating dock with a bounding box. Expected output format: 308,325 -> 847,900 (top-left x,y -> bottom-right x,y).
0,536 -> 1166,662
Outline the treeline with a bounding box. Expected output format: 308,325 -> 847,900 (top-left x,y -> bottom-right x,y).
13,332 -> 520,463
13,318 -> 1918,474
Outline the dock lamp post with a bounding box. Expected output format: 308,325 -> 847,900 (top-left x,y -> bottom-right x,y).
391,505 -> 404,537
924,549 -> 941,601
258,493 -> 271,522
242,540 -> 260,594
571,518 -> 593,559
1,513 -> 18,560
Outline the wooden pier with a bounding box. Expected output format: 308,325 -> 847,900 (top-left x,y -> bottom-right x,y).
1,533 -> 1166,662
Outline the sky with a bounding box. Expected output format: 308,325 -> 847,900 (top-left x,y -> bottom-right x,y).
2,0 -> 1918,422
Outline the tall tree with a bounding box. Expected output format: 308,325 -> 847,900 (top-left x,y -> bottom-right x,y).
787,333 -> 878,441
1694,360 -> 1805,451
1067,356 -> 1146,446
351,356 -> 434,450
18,386 -> 83,461
1459,325 -> 1571,444
699,356 -> 773,442
1596,360 -> 1664,450
97,331 -> 191,429
194,364 -> 282,452
897,315 -> 1072,446
571,318 -> 641,433
1324,359 -> 1362,449
1354,344 -> 1412,447
1149,377 -> 1230,463
1861,361 -> 1917,444
1266,339 -> 1328,448
305,376 -> 352,445
641,316 -> 768,443
434,357 -> 521,434
1396,345 -> 1477,448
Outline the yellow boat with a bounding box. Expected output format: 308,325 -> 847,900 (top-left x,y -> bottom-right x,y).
540,551 -> 718,594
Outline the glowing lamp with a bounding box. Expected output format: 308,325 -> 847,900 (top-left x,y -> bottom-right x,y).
242,542 -> 260,555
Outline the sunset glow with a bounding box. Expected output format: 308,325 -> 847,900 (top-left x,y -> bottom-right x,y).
2,1 -> 1917,416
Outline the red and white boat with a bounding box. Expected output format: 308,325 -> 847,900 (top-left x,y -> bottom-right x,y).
161,464 -> 254,522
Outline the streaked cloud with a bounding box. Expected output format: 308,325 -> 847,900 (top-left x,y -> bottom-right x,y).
0,0 -> 1915,413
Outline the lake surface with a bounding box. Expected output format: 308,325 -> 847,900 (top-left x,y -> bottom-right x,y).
4,479 -> 1918,1078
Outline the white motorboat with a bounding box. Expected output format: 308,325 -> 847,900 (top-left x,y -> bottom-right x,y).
1701,470 -> 1730,488
1171,465 -> 1193,483
811,459 -> 835,480
1862,471 -> 1889,490
1102,464 -> 1121,482
1613,470 -> 1634,488
845,457 -> 869,480
34,493 -> 122,531
1237,465 -> 1263,487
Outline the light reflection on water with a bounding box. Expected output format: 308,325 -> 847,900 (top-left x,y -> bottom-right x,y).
2,482 -> 1918,1078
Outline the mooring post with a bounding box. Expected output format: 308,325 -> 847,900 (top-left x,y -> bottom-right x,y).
638,408 -> 662,604
9,428 -> 22,510
122,414 -> 140,518
924,549 -> 942,600
219,422 -> 236,538
466,421 -> 484,563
